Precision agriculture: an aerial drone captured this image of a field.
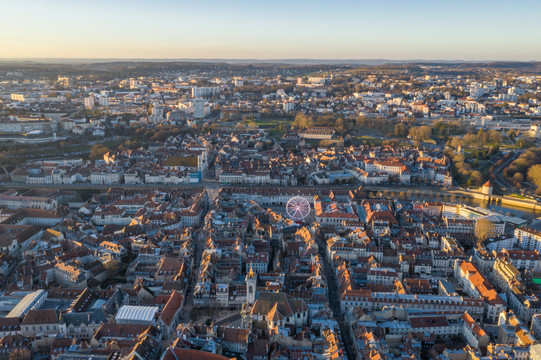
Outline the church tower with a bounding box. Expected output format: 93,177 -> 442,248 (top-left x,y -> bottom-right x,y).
246,263 -> 257,305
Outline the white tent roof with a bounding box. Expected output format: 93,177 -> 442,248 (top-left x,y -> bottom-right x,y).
115,305 -> 158,322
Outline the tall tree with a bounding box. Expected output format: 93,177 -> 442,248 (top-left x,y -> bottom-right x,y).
475,218 -> 494,240
528,164 -> 541,190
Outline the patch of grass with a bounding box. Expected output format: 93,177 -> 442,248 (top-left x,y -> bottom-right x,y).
247,118 -> 292,128
267,128 -> 286,138
354,136 -> 383,146
245,118 -> 291,139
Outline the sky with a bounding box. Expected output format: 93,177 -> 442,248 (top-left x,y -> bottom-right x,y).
1,0 -> 540,61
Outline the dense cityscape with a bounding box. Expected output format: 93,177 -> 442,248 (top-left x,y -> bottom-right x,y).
0,59 -> 540,360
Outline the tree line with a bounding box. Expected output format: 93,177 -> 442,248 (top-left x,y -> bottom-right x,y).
503,148 -> 541,193
293,114 -> 487,144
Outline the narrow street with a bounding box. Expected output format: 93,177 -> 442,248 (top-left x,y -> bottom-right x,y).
180,199 -> 209,322
318,233 -> 357,360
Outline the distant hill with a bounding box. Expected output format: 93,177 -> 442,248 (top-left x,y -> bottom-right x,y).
0,59 -> 540,76
1,58 -> 539,66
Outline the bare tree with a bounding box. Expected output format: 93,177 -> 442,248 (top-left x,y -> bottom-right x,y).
475,218 -> 494,240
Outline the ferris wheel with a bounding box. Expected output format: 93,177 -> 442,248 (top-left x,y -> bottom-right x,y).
286,196 -> 311,221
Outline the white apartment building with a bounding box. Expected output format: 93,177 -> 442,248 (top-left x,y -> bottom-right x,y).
84,97 -> 94,108
10,94 -> 25,102
191,86 -> 222,98
340,290 -> 484,321
90,170 -> 124,184
515,228 -> 541,252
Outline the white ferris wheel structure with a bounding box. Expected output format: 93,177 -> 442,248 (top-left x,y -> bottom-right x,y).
285,196 -> 311,221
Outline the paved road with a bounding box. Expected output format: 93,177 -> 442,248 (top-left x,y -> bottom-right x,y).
491,150 -> 523,193
317,229 -> 357,360
214,313 -> 242,326
0,181 -> 211,190
180,208 -> 209,322
0,180 -> 458,194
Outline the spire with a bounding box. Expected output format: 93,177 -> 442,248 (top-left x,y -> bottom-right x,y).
248,262 -> 255,278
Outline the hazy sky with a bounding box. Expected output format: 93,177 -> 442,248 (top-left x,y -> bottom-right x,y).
1,0 -> 540,60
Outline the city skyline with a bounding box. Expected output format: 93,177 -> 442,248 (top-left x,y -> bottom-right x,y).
2,17 -> 541,359
1,0 -> 541,61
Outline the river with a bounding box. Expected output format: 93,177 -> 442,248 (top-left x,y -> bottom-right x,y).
470,199 -> 541,219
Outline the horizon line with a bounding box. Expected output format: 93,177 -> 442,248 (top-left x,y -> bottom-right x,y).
0,57 -> 540,64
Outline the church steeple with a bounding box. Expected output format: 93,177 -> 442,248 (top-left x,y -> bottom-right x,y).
246,262 -> 257,305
